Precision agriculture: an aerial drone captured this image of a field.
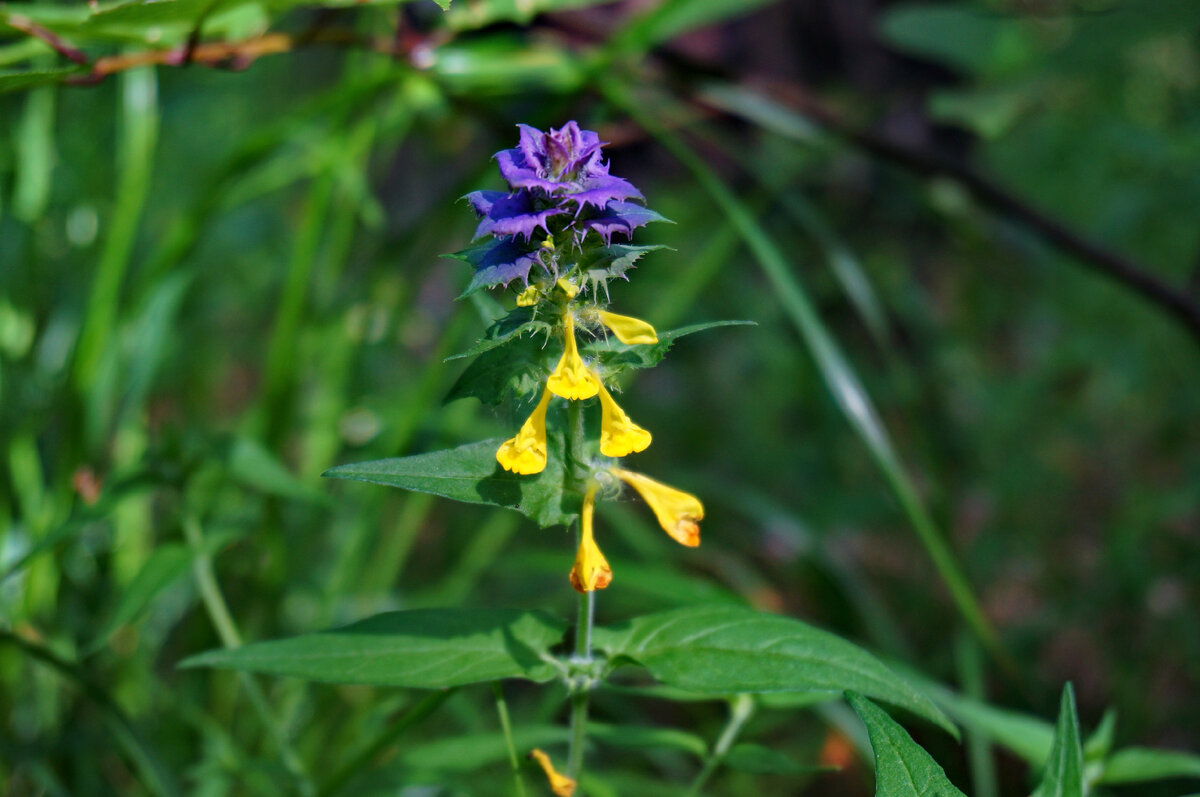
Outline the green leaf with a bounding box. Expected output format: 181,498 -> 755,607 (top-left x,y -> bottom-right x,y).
589,722 -> 708,758
594,606 -> 955,736
617,0 -> 784,52
1033,684 -> 1085,797
906,673 -> 1054,766
323,436 -> 578,528
445,0 -> 612,30
580,243 -> 670,285
226,437 -> 330,506
583,320 -> 754,376
878,5 -> 1029,76
1098,747 -> 1200,785
446,329 -> 552,406
724,743 -> 828,775
445,306 -> 552,362
848,693 -> 967,797
1083,708 -> 1117,762
180,609 -> 568,687
85,544 -> 193,654
0,68 -> 81,95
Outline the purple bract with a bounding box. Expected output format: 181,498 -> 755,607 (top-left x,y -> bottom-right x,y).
458,122 -> 665,292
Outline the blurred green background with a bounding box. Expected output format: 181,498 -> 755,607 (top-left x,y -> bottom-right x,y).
2,0 -> 1198,794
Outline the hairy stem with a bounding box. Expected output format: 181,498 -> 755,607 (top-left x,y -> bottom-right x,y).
685,694 -> 756,797
565,398 -> 594,785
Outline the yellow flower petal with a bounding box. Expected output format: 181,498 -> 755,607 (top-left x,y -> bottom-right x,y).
614,469 -> 703,547
529,749 -> 576,797
597,309 -> 658,345
598,383 -> 651,458
569,486 -> 612,593
496,387 -> 552,475
546,312 -> 599,400
516,285 -> 540,307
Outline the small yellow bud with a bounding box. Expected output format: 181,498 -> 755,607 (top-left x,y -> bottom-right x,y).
516,285 -> 540,307
597,310 -> 658,345
541,236 -> 556,250
546,312 -> 599,400
496,387 -> 552,475
597,383 -> 652,458
555,278 -> 579,298
569,486 -> 612,593
614,469 -> 703,547
529,748 -> 576,796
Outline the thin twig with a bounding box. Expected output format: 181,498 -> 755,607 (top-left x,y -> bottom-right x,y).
5,15 -> 90,64
742,79 -> 1200,343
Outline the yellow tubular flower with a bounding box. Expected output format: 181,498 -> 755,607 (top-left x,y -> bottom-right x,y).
597,309 -> 658,345
496,387 -> 552,475
569,486 -> 612,593
597,383 -> 651,458
546,312 -> 599,400
529,749 -> 576,797
614,469 -> 703,547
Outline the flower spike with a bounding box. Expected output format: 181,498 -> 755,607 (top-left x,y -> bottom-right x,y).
614,469 -> 703,547
569,486 -> 612,593
547,312 -> 600,400
598,383 -> 652,458
529,749 -> 576,797
597,310 -> 658,345
496,386 -> 553,475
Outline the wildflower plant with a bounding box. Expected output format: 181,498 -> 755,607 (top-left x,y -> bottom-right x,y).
187,123 -> 968,794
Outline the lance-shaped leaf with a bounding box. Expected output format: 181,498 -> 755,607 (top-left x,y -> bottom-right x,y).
447,330 -> 553,406
578,243 -> 669,284
847,693 -> 967,797
1098,747 -> 1200,785
1032,684 -> 1085,797
181,609 -> 568,687
583,320 -> 754,376
445,305 -> 553,362
324,434 -> 577,528
594,605 -> 954,735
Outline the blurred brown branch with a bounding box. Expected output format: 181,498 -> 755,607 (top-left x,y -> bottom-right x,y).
747,79 -> 1200,344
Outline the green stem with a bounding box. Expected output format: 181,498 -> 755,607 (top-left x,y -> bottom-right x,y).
685,694 -> 756,797
493,682 -> 528,797
565,396 -> 594,784
182,515 -> 314,795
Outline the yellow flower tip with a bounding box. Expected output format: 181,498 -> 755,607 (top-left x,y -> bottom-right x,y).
598,384 -> 651,458
516,285 -> 540,307
597,309 -> 658,345
546,312 -> 599,400
528,749 -> 576,797
496,388 -> 552,475
555,277 -> 579,298
614,469 -> 704,547
540,236 -> 556,251
570,487 -> 612,593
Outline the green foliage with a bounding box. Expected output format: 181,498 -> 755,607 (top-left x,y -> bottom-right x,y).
1098,747 -> 1200,785
324,436 -> 579,527
596,605 -> 955,735
848,693 -> 967,797
1032,684 -> 1085,797
182,609 -> 569,686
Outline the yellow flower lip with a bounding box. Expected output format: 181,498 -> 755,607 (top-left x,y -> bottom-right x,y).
569,486 -> 612,593
529,748 -> 576,796
597,383 -> 651,458
597,310 -> 658,345
546,312 -> 600,400
614,469 -> 703,547
496,387 -> 552,475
